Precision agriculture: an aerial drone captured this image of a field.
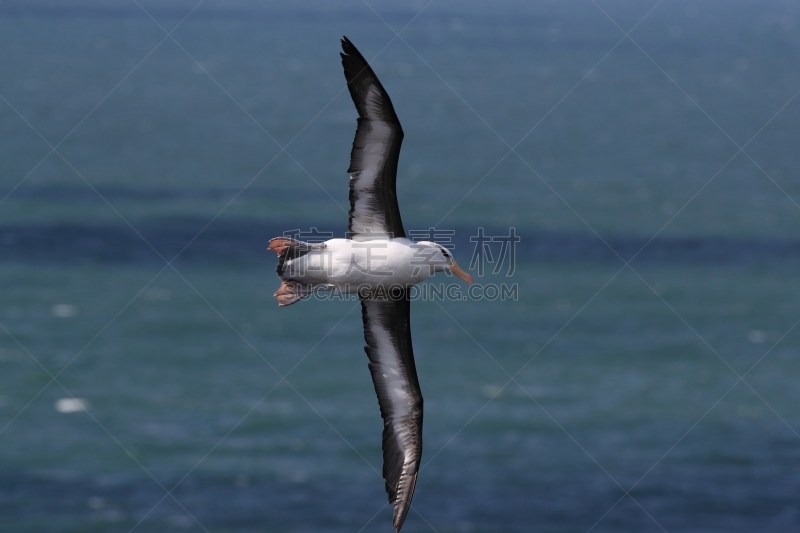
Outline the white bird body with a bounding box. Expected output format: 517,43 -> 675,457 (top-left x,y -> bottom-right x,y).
281,238 -> 446,292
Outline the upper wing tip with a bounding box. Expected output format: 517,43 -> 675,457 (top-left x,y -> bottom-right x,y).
340,36 -> 364,74
341,35 -> 356,55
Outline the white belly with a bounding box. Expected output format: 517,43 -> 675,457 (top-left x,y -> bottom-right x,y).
282,238 -> 433,292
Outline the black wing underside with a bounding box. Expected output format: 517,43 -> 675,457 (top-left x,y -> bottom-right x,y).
341,36 -> 406,240
361,293 -> 423,531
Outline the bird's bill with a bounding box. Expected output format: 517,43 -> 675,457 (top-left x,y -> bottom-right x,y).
449,261 -> 473,285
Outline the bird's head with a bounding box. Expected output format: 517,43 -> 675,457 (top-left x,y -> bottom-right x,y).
418,242 -> 473,284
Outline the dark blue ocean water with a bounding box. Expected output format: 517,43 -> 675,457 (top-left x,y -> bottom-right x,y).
2,1 -> 800,531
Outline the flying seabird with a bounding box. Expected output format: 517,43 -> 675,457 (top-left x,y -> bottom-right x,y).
269,36 -> 473,532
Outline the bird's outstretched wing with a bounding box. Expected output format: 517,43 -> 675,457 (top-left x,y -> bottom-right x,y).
341,36 -> 406,241
360,293 -> 423,531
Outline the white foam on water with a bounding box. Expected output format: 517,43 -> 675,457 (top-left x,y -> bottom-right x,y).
55,398 -> 89,413
51,304 -> 78,318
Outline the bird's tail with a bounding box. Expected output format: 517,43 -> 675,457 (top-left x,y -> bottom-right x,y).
268,237 -> 327,306
273,280 -> 317,306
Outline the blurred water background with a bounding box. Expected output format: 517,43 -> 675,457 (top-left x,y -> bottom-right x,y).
2,0 -> 800,531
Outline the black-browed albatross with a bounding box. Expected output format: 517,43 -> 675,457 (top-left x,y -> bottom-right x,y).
268,36 -> 473,532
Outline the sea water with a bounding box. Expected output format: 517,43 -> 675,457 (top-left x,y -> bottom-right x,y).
2,1 -> 800,531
